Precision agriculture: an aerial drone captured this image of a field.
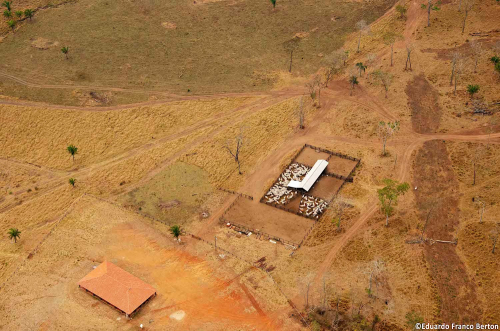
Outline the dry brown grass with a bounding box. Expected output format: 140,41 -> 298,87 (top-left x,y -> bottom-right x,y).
0,97 -> 253,170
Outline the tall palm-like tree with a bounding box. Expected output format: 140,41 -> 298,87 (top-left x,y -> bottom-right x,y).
61,46 -> 69,59
69,178 -> 76,187
2,1 -> 12,11
170,225 -> 182,242
8,228 -> 21,243
14,10 -> 22,18
67,144 -> 78,161
7,19 -> 15,31
356,62 -> 367,77
270,0 -> 276,8
349,75 -> 359,96
24,8 -> 33,20
3,9 -> 11,18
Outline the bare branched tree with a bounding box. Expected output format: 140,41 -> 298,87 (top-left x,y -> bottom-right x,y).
295,96 -> 305,129
356,20 -> 369,53
303,272 -> 315,308
450,50 -> 461,85
330,194 -> 352,229
461,0 -> 475,34
372,70 -> 393,98
383,31 -> 402,67
366,259 -> 384,298
424,0 -> 440,27
474,197 -> 486,224
491,223 -> 500,254
378,121 -> 400,156
324,50 -> 344,87
470,40 -> 482,73
405,43 -> 414,71
283,37 -> 300,73
224,127 -> 245,175
454,58 -> 466,94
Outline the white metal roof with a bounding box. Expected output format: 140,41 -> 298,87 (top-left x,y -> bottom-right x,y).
288,160 -> 328,191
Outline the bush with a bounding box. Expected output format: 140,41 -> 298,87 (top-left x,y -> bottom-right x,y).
467,84 -> 480,97
396,5 -> 407,18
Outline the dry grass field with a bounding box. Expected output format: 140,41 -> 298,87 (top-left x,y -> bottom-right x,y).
1,0 -> 500,329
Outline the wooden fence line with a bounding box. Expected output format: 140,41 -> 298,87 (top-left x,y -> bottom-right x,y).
221,217 -> 300,248
217,188 -> 254,201
304,144 -> 361,162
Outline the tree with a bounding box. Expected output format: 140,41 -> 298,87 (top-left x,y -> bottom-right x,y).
491,223 -> 500,254
24,8 -> 33,20
366,259 -> 384,297
7,228 -> 21,243
372,70 -> 393,98
306,80 -> 317,101
355,20 -> 369,53
283,37 -> 300,73
224,127 -> 244,175
474,197 -> 486,223
472,144 -> 485,185
269,0 -> 276,9
349,75 -> 358,96
342,49 -> 349,66
170,225 -> 182,242
356,62 -> 367,77
378,178 -> 410,226
323,50 -> 344,87
422,0 -> 440,27
67,144 -> 78,161
450,51 -> 461,85
314,75 -> 324,107
61,46 -> 69,59
3,9 -> 10,17
395,4 -> 407,19
68,178 -> 76,187
453,58 -> 465,94
7,19 -> 14,31
377,121 -> 400,156
295,96 -> 305,129
330,194 -> 351,229
383,31 -> 402,67
495,62 -> 500,76
461,0 -> 474,34
2,1 -> 11,11
406,311 -> 424,331
405,43 -> 414,71
14,10 -> 21,18
467,84 -> 480,98
470,40 -> 482,72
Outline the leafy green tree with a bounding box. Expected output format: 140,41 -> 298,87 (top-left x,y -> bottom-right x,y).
61,46 -> 69,59
3,9 -> 11,17
7,19 -> 15,31
491,56 -> 500,64
2,1 -> 11,11
378,179 -> 410,226
395,5 -> 407,19
67,144 -> 78,161
270,0 -> 276,9
24,8 -> 33,20
68,178 -> 76,187
14,10 -> 21,18
405,311 -> 424,331
496,62 -> 500,76
467,84 -> 480,98
356,62 -> 367,77
349,75 -> 358,96
170,225 -> 182,242
7,228 -> 21,243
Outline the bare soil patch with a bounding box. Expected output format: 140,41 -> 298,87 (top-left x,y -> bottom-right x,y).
294,148 -> 330,167
224,198 -> 315,244
325,156 -> 358,177
307,175 -> 344,201
413,140 -> 481,323
406,74 -> 442,134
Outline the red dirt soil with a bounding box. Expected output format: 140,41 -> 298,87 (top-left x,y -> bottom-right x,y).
413,140 -> 482,323
224,198 -> 314,244
307,175 -> 344,201
405,74 -> 442,134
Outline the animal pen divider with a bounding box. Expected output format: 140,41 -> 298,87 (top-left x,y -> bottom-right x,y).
217,187 -> 254,200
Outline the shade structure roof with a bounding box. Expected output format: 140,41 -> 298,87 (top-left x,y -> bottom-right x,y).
288,159 -> 328,191
78,261 -> 156,315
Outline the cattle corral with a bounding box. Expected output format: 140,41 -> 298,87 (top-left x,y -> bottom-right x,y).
222,145 -> 360,248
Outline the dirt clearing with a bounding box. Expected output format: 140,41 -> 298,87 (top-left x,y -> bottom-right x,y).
405,74 -> 442,134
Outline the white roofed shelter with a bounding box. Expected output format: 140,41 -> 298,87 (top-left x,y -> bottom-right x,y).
288,160 -> 328,191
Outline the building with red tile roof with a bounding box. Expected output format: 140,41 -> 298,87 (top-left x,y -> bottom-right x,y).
78,261 -> 156,317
